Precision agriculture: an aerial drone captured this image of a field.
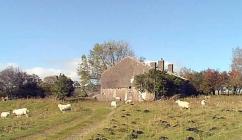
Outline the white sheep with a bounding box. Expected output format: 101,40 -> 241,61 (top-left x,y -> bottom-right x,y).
175,100 -> 190,109
201,100 -> 206,106
130,77 -> 134,84
138,91 -> 146,101
124,93 -> 128,102
58,104 -> 71,112
12,108 -> 29,117
1,96 -> 8,102
205,96 -> 211,99
1,112 -> 10,118
111,101 -> 117,108
115,97 -> 121,101
125,99 -> 133,104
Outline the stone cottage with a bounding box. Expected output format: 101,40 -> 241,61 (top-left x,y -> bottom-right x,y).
98,57 -> 176,101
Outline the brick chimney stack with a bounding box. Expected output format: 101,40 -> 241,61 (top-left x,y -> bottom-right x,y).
158,59 -> 165,72
168,64 -> 174,73
150,62 -> 156,69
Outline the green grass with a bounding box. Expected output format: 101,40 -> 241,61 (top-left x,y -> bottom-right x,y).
86,96 -> 242,140
1,96 -> 242,140
0,99 -> 111,140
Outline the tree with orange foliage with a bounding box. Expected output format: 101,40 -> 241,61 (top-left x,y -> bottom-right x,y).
218,71 -> 229,94
201,69 -> 220,95
228,70 -> 242,94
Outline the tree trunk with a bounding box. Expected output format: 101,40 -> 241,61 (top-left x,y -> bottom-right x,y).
233,87 -> 237,95
212,90 -> 215,95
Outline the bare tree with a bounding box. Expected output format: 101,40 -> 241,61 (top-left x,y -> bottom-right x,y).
231,47 -> 242,72
78,40 -> 135,87
230,47 -> 242,94
0,67 -> 44,98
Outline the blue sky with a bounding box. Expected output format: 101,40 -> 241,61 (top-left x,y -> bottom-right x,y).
1,0 -> 242,79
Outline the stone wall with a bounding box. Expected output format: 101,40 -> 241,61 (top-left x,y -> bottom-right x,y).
96,87 -> 154,101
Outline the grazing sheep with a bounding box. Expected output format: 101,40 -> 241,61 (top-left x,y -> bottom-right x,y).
12,108 -> 29,117
201,100 -> 206,106
124,92 -> 128,102
175,100 -> 190,109
125,99 -> 133,104
111,101 -> 117,108
115,97 -> 121,101
130,77 -> 134,84
205,96 -> 211,99
1,96 -> 8,102
58,104 -> 71,112
1,112 -> 10,118
138,91 -> 147,101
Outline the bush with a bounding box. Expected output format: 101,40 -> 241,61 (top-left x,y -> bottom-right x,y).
52,74 -> 74,100
134,69 -> 196,100
0,67 -> 45,98
73,88 -> 88,97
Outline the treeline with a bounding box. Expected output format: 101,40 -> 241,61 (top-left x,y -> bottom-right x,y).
2,41 -> 242,100
180,47 -> 242,95
180,68 -> 229,95
180,68 -> 242,95
0,67 -> 74,100
0,67 -> 44,98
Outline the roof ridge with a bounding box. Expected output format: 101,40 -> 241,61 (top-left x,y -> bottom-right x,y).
125,56 -> 152,68
101,56 -> 149,76
167,71 -> 188,80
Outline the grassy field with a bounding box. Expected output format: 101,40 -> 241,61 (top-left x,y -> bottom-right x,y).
0,99 -> 112,140
1,96 -> 242,140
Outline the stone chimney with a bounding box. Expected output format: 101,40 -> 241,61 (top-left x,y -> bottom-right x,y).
150,62 -> 156,69
158,59 -> 165,71
168,64 -> 174,73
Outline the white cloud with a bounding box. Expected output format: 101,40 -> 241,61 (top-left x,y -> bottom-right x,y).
26,58 -> 81,81
0,62 -> 19,70
6,63 -> 19,67
0,58 -> 81,81
25,67 -> 62,79
1,58 -> 183,81
62,58 -> 81,81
